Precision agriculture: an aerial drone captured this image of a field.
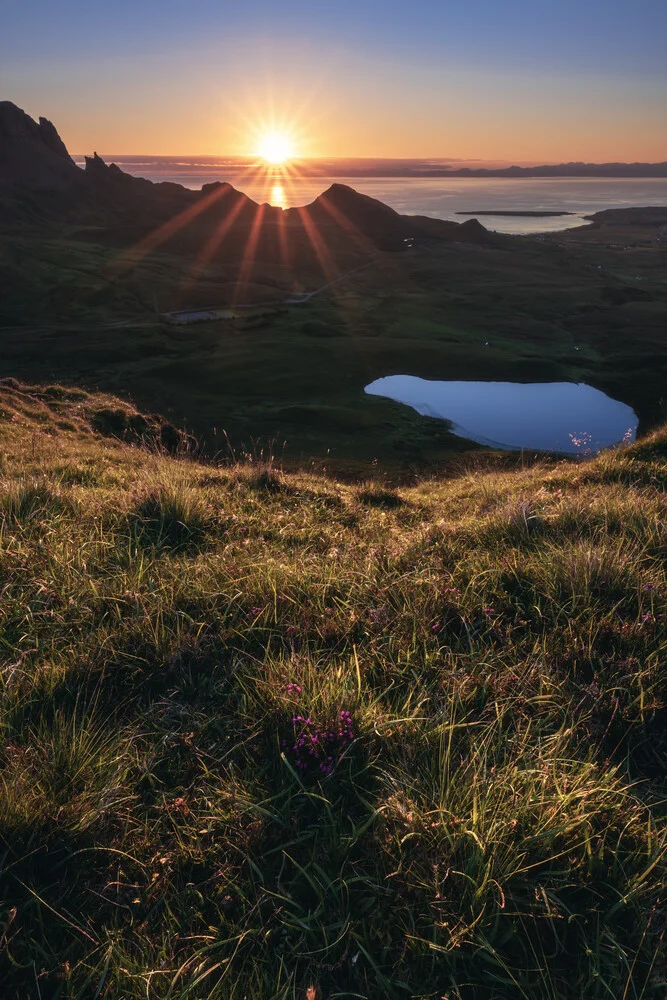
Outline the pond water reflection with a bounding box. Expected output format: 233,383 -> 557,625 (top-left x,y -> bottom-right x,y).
365,376 -> 638,454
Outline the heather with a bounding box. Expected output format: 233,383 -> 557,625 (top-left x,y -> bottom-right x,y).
0,382 -> 665,999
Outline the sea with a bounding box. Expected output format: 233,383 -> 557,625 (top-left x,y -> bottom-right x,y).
74,157 -> 667,234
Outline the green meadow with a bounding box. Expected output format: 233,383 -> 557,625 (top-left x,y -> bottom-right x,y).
0,381 -> 665,998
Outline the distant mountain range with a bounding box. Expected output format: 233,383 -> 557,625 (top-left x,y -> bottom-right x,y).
448,162 -> 667,179
267,158 -> 667,179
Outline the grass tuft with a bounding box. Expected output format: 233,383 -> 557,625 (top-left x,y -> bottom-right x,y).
0,478 -> 64,522
357,486 -> 406,509
245,465 -> 285,492
130,484 -> 214,550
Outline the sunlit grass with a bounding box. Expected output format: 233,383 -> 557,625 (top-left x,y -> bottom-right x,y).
0,382 -> 665,998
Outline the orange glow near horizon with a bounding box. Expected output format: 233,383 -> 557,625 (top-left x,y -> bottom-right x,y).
37,58 -> 667,163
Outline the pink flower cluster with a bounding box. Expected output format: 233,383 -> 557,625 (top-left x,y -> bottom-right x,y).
282,709 -> 355,777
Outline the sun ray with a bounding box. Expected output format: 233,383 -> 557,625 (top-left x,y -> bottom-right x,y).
314,191 -> 384,260
294,205 -> 341,286
265,183 -> 291,268
233,201 -> 268,304
181,156 -> 309,290
181,192 -> 251,292
106,183 -> 232,276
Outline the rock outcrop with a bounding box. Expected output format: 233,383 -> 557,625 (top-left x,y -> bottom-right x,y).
0,101 -> 80,189
36,115 -> 74,162
457,218 -> 491,243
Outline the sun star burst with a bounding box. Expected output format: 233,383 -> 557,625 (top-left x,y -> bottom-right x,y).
257,131 -> 294,165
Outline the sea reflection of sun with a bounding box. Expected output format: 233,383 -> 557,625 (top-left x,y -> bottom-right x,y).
270,184 -> 287,209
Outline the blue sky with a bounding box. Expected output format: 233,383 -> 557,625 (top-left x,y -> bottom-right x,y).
2,0 -> 666,158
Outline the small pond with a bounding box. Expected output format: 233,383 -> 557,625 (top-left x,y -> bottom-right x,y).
365,376 -> 638,454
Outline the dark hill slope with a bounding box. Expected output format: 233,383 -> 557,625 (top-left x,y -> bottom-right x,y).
585,206 -> 667,227
301,182 -> 489,246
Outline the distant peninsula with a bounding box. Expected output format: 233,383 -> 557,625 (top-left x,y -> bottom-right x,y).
456,210 -> 574,218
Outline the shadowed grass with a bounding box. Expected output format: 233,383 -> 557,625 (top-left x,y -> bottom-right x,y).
0,386 -> 665,998
357,486 -> 407,509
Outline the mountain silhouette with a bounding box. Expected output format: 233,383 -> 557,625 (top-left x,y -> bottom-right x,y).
0,101 -> 79,190
0,102 -> 491,251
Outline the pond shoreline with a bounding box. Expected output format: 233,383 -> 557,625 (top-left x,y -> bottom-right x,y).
365,376 -> 638,455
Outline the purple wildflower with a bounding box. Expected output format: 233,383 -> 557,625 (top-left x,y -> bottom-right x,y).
285,707 -> 355,779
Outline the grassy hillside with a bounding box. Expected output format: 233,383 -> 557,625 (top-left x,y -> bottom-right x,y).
0,381 -> 666,999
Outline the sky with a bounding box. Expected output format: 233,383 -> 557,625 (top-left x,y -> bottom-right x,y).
2,0 -> 666,161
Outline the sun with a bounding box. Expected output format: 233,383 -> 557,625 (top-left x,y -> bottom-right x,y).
257,131 -> 294,165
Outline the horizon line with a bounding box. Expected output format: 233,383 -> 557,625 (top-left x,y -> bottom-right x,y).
71,154 -> 667,166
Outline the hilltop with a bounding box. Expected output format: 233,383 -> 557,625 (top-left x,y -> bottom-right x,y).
0,380 -> 665,998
